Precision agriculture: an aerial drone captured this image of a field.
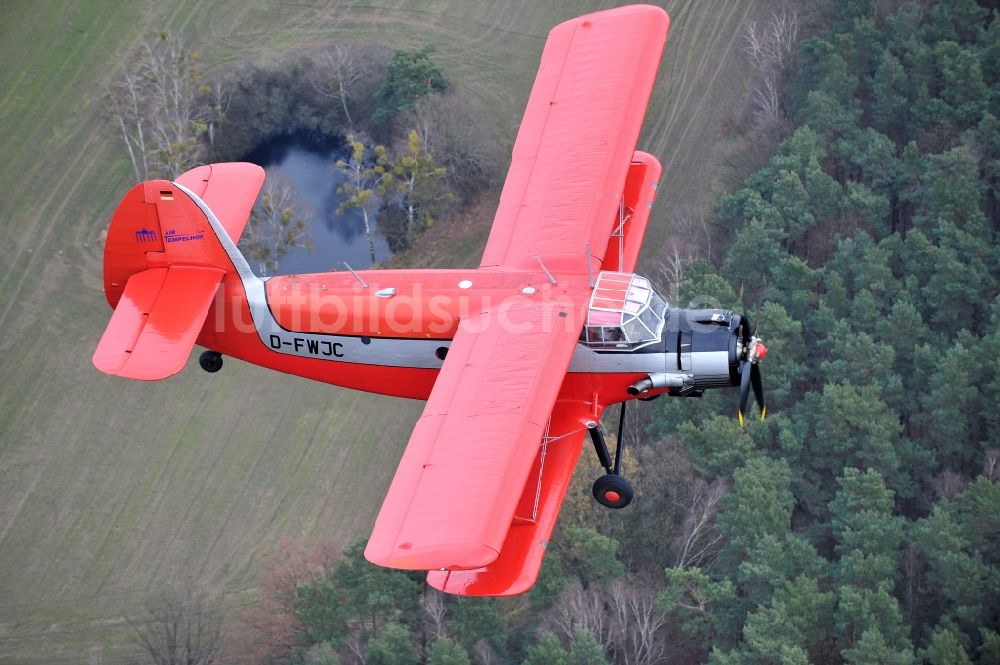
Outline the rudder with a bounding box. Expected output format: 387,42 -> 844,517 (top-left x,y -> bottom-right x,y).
96,163 -> 264,380
103,163 -> 263,308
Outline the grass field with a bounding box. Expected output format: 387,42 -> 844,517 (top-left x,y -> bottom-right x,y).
0,1 -> 770,662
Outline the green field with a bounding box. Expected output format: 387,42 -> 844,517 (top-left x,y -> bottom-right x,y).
0,1 -> 768,662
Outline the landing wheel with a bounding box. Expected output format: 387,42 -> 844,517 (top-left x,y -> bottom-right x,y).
592,474 -> 634,509
588,402 -> 636,509
199,350 -> 223,373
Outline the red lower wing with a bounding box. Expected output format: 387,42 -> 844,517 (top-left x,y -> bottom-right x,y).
426,401 -> 591,596
364,297 -> 587,572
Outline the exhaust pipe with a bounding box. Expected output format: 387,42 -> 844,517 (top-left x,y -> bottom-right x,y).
627,372 -> 685,395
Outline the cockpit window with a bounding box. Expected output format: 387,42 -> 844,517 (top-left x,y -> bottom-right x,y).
579,271 -> 668,350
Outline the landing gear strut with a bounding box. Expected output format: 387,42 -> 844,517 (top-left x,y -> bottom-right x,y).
587,403 -> 634,509
199,350 -> 223,373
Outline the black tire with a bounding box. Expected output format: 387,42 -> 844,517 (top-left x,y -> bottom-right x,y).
592,474 -> 634,509
199,350 -> 223,373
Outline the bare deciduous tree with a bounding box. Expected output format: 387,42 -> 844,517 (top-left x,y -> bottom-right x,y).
206,80 -> 230,148
607,579 -> 668,665
657,203 -> 715,294
550,585 -> 613,652
421,588 -> 448,641
744,10 -> 800,71
106,31 -> 225,180
751,71 -> 783,123
743,10 -> 801,124
343,631 -> 367,665
400,92 -> 504,204
931,469 -> 969,500
239,171 -> 313,275
672,478 -> 728,569
238,539 -> 340,665
336,135 -> 388,265
659,248 -> 688,304
983,449 -> 999,482
127,585 -> 221,665
473,639 -> 500,665
314,43 -> 374,128
107,71 -> 150,182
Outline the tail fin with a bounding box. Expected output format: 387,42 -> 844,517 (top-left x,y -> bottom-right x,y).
94,163 -> 264,380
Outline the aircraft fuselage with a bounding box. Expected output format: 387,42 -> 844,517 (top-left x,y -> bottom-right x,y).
197,266 -> 744,411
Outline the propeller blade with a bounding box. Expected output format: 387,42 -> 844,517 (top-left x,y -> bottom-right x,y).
751,362 -> 766,420
737,360 -> 752,427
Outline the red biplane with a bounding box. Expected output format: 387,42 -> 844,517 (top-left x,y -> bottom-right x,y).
93,5 -> 767,596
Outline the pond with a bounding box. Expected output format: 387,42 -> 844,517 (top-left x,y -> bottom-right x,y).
244,133 -> 392,275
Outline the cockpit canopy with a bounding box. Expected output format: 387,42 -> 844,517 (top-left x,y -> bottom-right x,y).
580,271 -> 668,350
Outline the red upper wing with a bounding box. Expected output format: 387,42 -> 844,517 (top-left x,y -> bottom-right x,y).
367,4 -> 670,584
365,295 -> 588,571
479,5 -> 669,273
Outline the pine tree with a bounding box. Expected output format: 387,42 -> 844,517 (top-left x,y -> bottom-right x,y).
797,381 -> 908,512
568,629 -> 609,665
829,468 -> 905,590
378,130 -> 453,249
912,505 -> 993,639
925,627 -> 973,665
919,341 -> 980,471
840,628 -> 913,665
374,46 -> 449,125
661,566 -> 739,651
294,577 -> 349,648
715,456 -> 795,570
869,52 -> 911,143
447,597 -> 507,654
556,527 -> 625,589
330,541 -> 420,639
735,575 -> 836,663
366,623 -> 419,665
427,638 -> 471,665
522,633 -> 569,665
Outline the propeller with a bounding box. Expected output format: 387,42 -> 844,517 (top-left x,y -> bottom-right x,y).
737,335 -> 768,426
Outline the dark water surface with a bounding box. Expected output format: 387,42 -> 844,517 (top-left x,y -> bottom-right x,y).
245,134 -> 391,275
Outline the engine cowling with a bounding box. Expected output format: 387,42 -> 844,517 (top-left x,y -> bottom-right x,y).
627,307 -> 751,395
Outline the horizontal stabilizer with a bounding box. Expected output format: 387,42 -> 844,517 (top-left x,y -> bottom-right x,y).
93,266 -> 224,380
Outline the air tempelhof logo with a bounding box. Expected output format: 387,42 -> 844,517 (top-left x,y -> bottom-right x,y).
134,228 -> 157,243
165,228 -> 205,243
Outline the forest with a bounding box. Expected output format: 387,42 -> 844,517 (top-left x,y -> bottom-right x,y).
115,1 -> 1000,664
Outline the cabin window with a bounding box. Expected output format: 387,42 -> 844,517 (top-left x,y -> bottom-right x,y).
579,271 -> 667,351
